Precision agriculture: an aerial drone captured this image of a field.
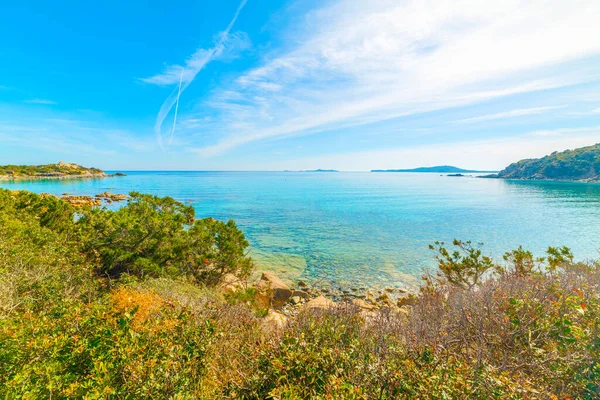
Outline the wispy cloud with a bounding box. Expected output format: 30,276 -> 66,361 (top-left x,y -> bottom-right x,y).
141,0 -> 248,149
0,114 -> 155,156
451,106 -> 567,124
25,98 -> 57,105
177,0 -> 600,155
259,126 -> 600,171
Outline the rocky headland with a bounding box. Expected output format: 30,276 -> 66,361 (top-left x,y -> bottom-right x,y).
0,161 -> 125,181
484,143 -> 600,183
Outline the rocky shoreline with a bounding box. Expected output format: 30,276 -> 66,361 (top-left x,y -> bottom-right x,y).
36,192 -> 129,207
480,175 -> 599,183
220,271 -> 416,330
0,172 -> 125,181
0,161 -> 126,181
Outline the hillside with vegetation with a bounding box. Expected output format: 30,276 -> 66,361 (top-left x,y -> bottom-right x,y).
493,143 -> 600,182
372,166 -> 493,173
0,161 -> 122,180
0,189 -> 598,398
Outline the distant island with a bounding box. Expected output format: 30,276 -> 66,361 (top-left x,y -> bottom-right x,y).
485,143 -> 600,182
372,166 -> 495,173
284,169 -> 339,172
0,161 -> 125,180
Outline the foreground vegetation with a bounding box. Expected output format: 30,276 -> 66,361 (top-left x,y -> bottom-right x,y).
493,143 -> 600,182
0,189 -> 598,398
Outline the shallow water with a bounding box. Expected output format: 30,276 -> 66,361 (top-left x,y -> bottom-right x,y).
3,171 -> 600,288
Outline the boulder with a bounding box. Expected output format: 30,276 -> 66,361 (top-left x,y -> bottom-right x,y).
397,295 -> 416,307
304,295 -> 334,310
254,291 -> 270,309
256,272 -> 292,309
262,310 -> 288,330
352,299 -> 377,311
292,290 -> 309,299
376,293 -> 394,307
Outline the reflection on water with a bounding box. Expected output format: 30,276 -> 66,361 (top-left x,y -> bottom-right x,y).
2,172 -> 599,287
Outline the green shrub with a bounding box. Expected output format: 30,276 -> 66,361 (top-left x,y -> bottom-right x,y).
0,189 -> 598,398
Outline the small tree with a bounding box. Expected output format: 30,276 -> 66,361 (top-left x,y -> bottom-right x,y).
79,192 -> 253,283
429,240 -> 495,290
546,246 -> 574,270
502,246 -> 544,276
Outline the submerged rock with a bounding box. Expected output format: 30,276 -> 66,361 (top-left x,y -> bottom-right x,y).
95,192 -> 128,202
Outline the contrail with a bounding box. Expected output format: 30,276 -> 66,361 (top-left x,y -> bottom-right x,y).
153,0 -> 248,150
169,67 -> 185,145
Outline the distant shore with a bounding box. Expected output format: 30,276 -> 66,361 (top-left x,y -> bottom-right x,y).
0,173 -> 125,181
480,174 -> 600,184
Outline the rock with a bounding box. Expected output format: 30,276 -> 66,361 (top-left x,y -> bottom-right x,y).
397,295 -> 416,307
219,273 -> 245,294
262,310 -> 288,330
297,281 -> 308,288
352,299 -> 377,311
384,287 -> 394,293
376,293 -> 394,307
115,172 -> 126,176
304,295 -> 334,310
256,272 -> 292,309
397,288 -> 408,294
292,290 -> 309,299
61,195 -> 101,208
58,161 -> 77,169
255,292 -> 270,309
366,292 -> 376,302
95,192 -> 127,202
290,296 -> 301,305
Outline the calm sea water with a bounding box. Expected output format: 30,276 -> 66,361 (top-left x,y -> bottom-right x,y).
2,172 -> 600,289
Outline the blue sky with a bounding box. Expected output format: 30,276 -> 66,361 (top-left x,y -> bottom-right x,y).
1,0 -> 600,171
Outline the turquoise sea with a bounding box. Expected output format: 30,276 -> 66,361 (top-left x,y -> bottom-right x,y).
2,172 -> 600,289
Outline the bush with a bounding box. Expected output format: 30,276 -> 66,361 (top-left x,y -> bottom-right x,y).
0,189 -> 598,398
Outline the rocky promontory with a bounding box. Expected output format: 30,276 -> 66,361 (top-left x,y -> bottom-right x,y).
0,161 -> 125,181
485,143 -> 600,182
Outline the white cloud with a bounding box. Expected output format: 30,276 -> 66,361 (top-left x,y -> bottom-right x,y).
25,99 -> 57,105
141,0 -> 248,149
257,127 -> 600,171
451,106 -> 567,124
184,0 -> 600,155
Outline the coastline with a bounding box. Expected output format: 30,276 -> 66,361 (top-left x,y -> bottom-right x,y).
0,173 -> 124,181
480,175 -> 600,184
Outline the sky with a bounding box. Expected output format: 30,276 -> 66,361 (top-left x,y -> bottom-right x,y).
1,0 -> 600,171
